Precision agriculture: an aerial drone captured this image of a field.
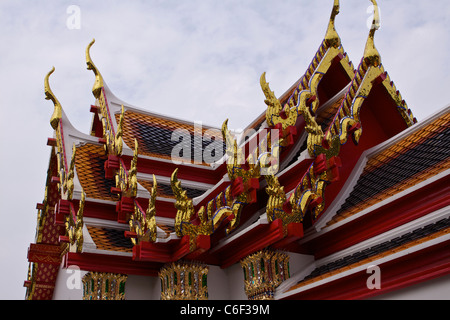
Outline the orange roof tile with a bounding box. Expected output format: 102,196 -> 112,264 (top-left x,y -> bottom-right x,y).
325,111 -> 450,228
117,110 -> 225,166
87,226 -> 133,253
75,143 -> 119,202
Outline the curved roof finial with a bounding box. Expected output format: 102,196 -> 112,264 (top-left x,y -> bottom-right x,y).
363,0 -> 381,66
44,67 -> 62,130
324,0 -> 341,48
86,38 -> 104,99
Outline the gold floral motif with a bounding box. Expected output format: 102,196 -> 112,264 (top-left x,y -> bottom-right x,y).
159,262 -> 209,300
82,272 -> 127,300
240,249 -> 290,300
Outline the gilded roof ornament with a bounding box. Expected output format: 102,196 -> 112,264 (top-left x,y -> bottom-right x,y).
86,38 -> 104,99
44,67 -> 62,130
129,174 -> 157,245
145,174 -> 158,242
66,190 -> 85,253
115,105 -> 125,155
241,249 -> 290,300
159,262 -> 209,300
115,139 -> 139,198
265,174 -> 303,226
171,167 -> 234,236
324,0 -> 341,48
65,144 -> 76,200
261,72 -> 297,130
363,0 -> 381,67
222,119 -> 244,180
82,272 -> 127,300
171,168 -> 204,237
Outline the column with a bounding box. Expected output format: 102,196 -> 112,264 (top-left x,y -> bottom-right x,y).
82,272 -> 127,300
240,249 -> 290,300
158,262 -> 209,300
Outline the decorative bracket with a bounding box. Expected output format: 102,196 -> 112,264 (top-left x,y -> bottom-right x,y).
128,175 -> 157,245
115,139 -> 139,199
63,190 -> 85,253
171,168 -> 235,239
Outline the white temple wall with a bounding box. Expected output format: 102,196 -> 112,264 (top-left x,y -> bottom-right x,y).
52,264 -> 87,300
125,274 -> 160,300
51,251 -> 316,300
207,265 -> 232,300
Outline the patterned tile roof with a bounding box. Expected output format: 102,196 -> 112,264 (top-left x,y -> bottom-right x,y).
118,110 -> 226,166
87,224 -> 177,253
75,143 -> 119,202
87,226 -> 133,253
138,178 -> 205,200
325,111 -> 450,227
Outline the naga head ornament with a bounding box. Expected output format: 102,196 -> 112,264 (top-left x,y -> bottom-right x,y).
44,67 -> 62,130
86,38 -> 104,99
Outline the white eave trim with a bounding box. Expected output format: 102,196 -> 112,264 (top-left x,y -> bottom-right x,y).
276,222 -> 450,300
315,205 -> 450,267
208,212 -> 269,254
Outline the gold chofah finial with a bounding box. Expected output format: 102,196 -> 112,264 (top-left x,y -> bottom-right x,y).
363,0 -> 381,67
86,38 -> 104,99
324,0 -> 341,48
44,67 -> 62,130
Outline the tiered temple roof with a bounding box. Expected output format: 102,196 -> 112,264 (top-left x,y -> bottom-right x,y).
25,0 -> 449,300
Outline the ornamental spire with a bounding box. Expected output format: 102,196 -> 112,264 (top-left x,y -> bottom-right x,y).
86,38 -> 104,99
44,67 -> 62,130
363,0 -> 381,66
324,0 -> 341,48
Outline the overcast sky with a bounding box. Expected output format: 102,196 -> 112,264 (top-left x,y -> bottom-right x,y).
0,0 -> 449,299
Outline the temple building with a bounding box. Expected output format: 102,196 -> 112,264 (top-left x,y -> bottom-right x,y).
24,0 -> 450,300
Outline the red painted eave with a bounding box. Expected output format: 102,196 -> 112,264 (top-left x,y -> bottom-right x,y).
64,252 -> 163,277
132,235 -> 210,263
27,243 -> 61,266
281,238 -> 450,300
297,174 -> 450,259
206,219 -> 303,268
121,154 -> 227,186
